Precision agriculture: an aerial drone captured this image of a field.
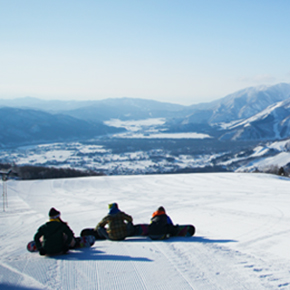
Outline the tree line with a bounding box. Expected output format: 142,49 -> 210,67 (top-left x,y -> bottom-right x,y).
0,163 -> 104,180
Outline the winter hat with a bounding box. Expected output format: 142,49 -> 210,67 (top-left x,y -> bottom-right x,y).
158,206 -> 165,212
49,207 -> 61,218
108,203 -> 118,210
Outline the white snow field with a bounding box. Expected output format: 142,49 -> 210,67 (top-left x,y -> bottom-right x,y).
1,173 -> 290,289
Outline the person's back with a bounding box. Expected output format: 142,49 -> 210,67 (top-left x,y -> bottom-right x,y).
149,206 -> 176,240
96,203 -> 133,240
34,208 -> 75,255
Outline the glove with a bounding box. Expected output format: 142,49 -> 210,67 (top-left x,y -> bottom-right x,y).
39,247 -> 46,256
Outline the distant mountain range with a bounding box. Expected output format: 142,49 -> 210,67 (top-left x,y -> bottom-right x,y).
188,83 -> 290,123
1,82 -> 290,146
164,83 -> 290,141
63,98 -> 185,122
0,97 -> 185,121
0,107 -> 123,146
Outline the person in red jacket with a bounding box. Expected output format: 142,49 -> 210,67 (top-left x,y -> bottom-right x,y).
148,206 -> 177,240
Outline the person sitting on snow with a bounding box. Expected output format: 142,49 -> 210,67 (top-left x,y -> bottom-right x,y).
34,207 -> 77,256
148,206 -> 177,240
96,203 -> 134,241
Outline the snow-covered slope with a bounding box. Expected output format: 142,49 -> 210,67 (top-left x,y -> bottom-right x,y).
1,173 -> 290,289
209,82 -> 290,123
226,139 -> 290,173
219,99 -> 290,141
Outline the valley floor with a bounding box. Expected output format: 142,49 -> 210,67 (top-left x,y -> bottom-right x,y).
1,173 -> 290,289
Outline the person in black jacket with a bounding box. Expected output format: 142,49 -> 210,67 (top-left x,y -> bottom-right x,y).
148,206 -> 177,240
34,208 -> 77,256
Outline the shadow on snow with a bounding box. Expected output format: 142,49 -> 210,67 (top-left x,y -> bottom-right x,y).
50,248 -> 153,262
0,284 -> 41,290
125,236 -> 237,243
41,236 -> 236,261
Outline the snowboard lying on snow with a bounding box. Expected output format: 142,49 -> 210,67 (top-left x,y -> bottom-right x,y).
131,224 -> 195,239
173,224 -> 195,237
27,235 -> 95,253
80,224 -> 195,240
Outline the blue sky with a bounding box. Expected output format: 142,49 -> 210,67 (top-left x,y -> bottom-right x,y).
1,0 -> 290,105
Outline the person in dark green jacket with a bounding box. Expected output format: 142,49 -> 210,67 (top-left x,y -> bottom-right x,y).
34,208 -> 76,256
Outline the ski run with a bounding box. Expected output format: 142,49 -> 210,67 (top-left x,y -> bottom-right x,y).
1,172 -> 290,289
